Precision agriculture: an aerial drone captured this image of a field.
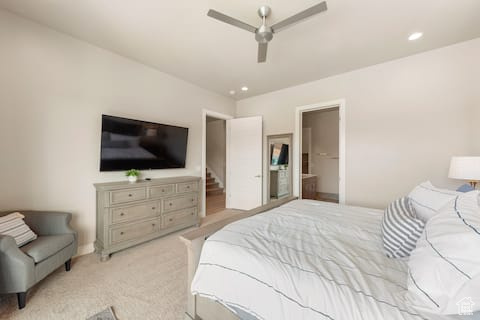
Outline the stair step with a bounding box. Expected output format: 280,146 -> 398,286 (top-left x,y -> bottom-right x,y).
206,172 -> 211,178
206,187 -> 224,196
206,177 -> 215,184
206,182 -> 219,190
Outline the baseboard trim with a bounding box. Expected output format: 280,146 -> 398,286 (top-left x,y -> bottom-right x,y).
75,243 -> 94,257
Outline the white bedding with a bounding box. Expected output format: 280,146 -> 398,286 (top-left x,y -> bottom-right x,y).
191,200 -> 475,320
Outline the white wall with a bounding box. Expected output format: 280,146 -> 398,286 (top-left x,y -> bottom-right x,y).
237,38 -> 479,209
0,10 -> 235,250
206,119 -> 226,186
301,128 -> 312,174
472,106 -> 480,155
303,109 -> 339,194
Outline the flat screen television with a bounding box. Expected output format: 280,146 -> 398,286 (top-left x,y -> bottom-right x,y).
100,115 -> 188,171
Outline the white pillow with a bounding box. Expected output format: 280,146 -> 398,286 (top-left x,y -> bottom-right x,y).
408,181 -> 460,221
0,212 -> 37,247
406,191 -> 480,315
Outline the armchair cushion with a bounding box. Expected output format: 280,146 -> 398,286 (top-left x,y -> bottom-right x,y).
20,234 -> 74,263
0,212 -> 37,247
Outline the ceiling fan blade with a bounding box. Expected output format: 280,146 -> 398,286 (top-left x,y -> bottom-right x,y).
271,1 -> 328,33
207,9 -> 257,33
258,43 -> 268,63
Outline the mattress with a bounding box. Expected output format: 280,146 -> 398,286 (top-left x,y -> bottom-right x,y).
191,200 -> 478,320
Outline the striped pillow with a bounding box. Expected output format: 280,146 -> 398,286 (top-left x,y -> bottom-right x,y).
0,212 -> 37,247
382,197 -> 425,258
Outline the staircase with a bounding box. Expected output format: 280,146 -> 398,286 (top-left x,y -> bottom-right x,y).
206,169 -> 224,196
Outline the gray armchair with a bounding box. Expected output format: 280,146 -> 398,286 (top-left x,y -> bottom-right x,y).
0,211 -> 77,309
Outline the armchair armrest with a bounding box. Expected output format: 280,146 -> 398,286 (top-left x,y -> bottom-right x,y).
0,234 -> 35,293
22,211 -> 76,238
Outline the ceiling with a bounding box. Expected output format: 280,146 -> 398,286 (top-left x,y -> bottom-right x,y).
1,0 -> 479,99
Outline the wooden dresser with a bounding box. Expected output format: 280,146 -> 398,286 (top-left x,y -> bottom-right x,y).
94,176 -> 201,261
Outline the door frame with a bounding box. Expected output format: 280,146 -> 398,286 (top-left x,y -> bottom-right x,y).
201,109 -> 233,218
294,99 -> 346,204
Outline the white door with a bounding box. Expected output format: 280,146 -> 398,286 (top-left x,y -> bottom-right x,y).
226,116 -> 263,210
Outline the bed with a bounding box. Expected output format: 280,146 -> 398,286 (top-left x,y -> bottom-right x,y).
180,198 -> 477,320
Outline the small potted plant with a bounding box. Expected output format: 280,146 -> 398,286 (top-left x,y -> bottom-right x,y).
125,169 -> 140,183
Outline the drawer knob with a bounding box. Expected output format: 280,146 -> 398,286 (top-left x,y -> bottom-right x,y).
152,223 -> 156,227
186,186 -> 190,189
128,194 -> 132,197
120,232 -> 124,235
152,207 -> 156,210
169,203 -> 172,206
169,218 -> 173,222
161,189 -> 165,192
120,213 -> 125,216
191,199 -> 194,202
191,212 -> 194,216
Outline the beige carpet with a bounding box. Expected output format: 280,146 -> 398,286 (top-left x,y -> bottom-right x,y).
0,210 -> 242,320
0,229 -> 189,320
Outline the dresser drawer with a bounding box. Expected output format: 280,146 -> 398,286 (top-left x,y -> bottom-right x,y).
162,194 -> 198,213
149,184 -> 175,198
111,201 -> 159,224
163,207 -> 197,229
110,187 -> 146,205
110,219 -> 160,244
176,182 -> 198,194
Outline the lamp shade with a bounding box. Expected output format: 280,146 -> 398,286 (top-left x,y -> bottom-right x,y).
448,157 -> 480,181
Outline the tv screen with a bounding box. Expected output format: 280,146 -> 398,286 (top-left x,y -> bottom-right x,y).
100,115 -> 188,171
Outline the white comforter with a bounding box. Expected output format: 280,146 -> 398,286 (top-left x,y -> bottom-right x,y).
191,200 -> 470,320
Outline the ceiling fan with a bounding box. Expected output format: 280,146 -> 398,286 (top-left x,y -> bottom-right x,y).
207,2 -> 328,63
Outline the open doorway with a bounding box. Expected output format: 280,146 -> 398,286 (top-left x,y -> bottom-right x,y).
302,108 -> 340,202
205,116 -> 227,215
295,100 -> 346,204
202,110 -> 263,217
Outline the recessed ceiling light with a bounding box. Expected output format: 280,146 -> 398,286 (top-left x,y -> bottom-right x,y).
241,86 -> 249,92
408,32 -> 423,41
229,90 -> 236,95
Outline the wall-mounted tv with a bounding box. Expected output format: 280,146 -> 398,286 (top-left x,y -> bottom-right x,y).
100,115 -> 188,171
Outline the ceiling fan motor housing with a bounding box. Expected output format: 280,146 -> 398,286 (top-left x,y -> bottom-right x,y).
255,6 -> 273,44
255,25 -> 273,43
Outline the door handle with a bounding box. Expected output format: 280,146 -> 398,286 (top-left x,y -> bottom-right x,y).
254,175 -> 262,178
